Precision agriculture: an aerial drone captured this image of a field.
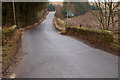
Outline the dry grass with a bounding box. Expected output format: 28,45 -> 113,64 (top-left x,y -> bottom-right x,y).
2,29 -> 22,73
66,11 -> 119,31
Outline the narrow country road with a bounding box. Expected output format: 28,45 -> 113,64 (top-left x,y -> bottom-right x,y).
14,12 -> 118,78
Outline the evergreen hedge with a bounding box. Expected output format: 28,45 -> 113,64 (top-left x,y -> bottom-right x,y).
66,26 -> 113,45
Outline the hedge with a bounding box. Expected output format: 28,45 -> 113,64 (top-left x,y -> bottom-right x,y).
66,26 -> 114,45
2,25 -> 17,45
56,18 -> 65,27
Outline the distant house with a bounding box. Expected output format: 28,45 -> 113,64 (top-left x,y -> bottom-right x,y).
67,10 -> 74,17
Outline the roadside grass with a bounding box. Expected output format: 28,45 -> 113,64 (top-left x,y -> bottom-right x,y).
2,42 -> 19,72
2,29 -> 22,74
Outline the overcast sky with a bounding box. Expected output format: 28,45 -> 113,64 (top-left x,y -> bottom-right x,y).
49,0 -> 119,2
2,0 -> 119,2
49,0 -> 64,2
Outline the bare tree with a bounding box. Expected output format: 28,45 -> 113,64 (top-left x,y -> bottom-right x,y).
92,0 -> 120,30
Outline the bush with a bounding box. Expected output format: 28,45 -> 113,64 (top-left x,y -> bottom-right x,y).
2,25 -> 17,33
66,26 -> 113,45
56,18 -> 65,27
2,25 -> 17,45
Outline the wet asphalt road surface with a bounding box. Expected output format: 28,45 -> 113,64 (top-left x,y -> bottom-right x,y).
14,12 -> 118,78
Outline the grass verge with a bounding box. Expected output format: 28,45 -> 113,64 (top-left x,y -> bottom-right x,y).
2,29 -> 22,77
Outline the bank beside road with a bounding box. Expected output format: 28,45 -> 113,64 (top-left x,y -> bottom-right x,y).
54,17 -> 120,56
2,12 -> 48,78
